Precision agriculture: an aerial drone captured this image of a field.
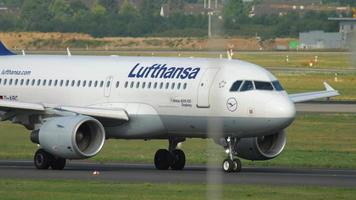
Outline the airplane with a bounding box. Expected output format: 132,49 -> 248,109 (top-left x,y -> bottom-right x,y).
0,42 -> 339,173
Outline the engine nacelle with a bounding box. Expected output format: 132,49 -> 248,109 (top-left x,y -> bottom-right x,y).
32,115 -> 105,159
234,131 -> 286,161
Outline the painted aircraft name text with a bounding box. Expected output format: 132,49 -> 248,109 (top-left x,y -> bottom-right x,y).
128,63 -> 200,79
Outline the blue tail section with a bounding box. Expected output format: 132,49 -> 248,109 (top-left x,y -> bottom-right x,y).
0,42 -> 16,56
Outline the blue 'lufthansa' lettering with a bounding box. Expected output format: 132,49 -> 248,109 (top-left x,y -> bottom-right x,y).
128,63 -> 200,79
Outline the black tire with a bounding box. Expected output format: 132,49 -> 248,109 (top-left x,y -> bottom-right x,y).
51,157 -> 66,170
154,149 -> 172,170
222,159 -> 234,173
232,158 -> 242,173
34,149 -> 52,170
171,149 -> 186,170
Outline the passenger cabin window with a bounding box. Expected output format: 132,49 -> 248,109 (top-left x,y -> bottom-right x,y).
272,81 -> 284,91
183,83 -> 187,90
254,81 -> 274,91
230,81 -> 243,92
240,81 -> 254,92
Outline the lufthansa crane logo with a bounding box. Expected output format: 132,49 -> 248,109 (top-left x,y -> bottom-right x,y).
226,97 -> 238,112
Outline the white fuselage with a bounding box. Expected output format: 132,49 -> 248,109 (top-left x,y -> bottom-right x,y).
0,55 -> 296,139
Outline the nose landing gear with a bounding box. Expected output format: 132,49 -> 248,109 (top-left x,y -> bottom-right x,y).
154,137 -> 186,170
222,137 -> 242,173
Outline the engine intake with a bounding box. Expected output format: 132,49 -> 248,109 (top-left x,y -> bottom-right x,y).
34,115 -> 105,159
234,131 -> 286,161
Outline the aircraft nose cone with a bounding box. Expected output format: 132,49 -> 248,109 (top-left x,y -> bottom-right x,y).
265,96 -> 296,125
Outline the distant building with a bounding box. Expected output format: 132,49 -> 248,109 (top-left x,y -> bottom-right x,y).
329,18 -> 356,35
328,17 -> 356,47
299,31 -> 344,49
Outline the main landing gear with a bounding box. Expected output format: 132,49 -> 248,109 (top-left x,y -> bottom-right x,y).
222,137 -> 242,173
34,149 -> 66,170
154,137 -> 186,170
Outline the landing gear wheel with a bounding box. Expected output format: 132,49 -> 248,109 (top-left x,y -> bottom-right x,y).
232,159 -> 242,172
51,157 -> 66,170
34,149 -> 52,170
171,149 -> 186,170
222,159 -> 234,173
154,149 -> 173,170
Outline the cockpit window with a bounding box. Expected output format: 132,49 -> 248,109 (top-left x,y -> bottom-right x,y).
254,81 -> 274,91
230,81 -> 243,92
272,81 -> 284,91
240,81 -> 254,92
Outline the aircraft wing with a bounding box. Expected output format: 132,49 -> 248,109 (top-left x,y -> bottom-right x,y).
0,100 -> 45,111
289,82 -> 339,103
55,106 -> 129,121
0,100 -> 129,121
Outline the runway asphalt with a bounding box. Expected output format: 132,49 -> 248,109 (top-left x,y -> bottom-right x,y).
1,160 -> 356,187
296,102 -> 356,113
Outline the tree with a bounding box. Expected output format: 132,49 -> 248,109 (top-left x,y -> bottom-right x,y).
20,0 -> 53,31
91,2 -> 107,15
119,0 -> 138,17
139,0 -> 163,17
99,0 -> 118,14
168,0 -> 184,14
50,0 -> 71,21
70,0 -> 89,14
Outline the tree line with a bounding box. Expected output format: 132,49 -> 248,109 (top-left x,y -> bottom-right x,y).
0,0 -> 345,39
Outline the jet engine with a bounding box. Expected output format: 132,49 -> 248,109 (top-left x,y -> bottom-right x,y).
234,131 -> 286,161
31,115 -> 105,159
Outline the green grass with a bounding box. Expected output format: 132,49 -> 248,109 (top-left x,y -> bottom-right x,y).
277,73 -> 356,100
1,113 -> 356,169
0,179 -> 355,200
235,52 -> 353,69
27,51 -> 354,69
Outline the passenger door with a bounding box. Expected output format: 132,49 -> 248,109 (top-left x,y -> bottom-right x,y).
197,68 -> 219,108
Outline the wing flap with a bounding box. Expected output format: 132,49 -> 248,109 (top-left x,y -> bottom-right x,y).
289,82 -> 339,103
